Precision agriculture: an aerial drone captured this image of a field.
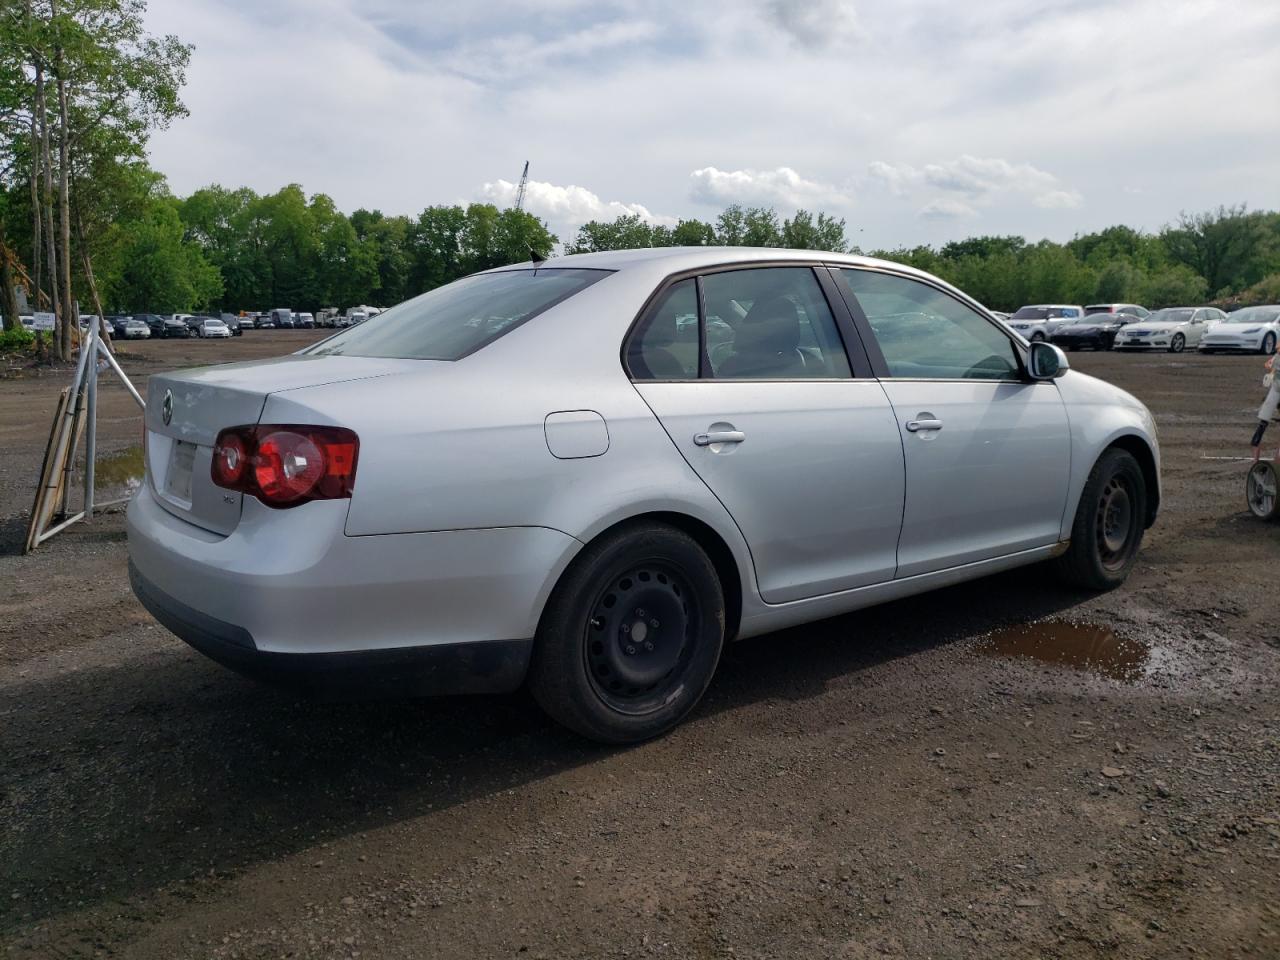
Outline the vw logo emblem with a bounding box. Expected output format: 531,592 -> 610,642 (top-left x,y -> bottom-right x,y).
161,389 -> 174,426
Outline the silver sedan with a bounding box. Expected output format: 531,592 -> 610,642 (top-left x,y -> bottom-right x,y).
127,249 -> 1161,742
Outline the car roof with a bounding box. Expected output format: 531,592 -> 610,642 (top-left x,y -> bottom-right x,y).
478,246 -> 946,283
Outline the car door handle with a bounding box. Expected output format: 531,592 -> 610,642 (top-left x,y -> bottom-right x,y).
694,430 -> 746,446
905,418 -> 943,433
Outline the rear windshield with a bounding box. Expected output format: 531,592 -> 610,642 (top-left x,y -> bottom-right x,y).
304,268 -> 609,361
1084,305 -> 1115,314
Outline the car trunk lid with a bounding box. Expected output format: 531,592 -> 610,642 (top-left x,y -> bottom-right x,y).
144,355 -> 422,535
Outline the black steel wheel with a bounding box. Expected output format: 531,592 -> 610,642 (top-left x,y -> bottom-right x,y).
584,562 -> 700,715
1055,448 -> 1147,590
529,521 -> 725,743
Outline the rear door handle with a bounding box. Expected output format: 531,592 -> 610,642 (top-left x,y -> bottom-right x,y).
905,419 -> 943,433
694,430 -> 746,446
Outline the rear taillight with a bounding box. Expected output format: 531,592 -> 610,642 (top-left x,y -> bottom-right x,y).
212,425 -> 359,508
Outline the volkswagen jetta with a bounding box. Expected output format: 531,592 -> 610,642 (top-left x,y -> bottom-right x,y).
128,248 -> 1161,742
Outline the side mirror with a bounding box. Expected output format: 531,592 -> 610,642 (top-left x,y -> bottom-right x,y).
1029,340 -> 1070,380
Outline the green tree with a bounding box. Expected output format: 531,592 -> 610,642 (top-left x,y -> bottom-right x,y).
781,209 -> 847,252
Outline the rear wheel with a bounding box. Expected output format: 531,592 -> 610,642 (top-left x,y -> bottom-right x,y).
1246,461 -> 1280,520
528,522 -> 725,743
1169,333 -> 1185,353
1261,332 -> 1277,356
1055,448 -> 1147,590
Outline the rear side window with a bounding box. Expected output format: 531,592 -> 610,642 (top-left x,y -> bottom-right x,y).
626,279 -> 699,379
628,266 -> 853,381
703,268 -> 851,379
304,268 -> 608,361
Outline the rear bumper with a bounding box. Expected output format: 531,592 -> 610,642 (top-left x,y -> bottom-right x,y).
126,484 -> 582,693
129,561 -> 531,695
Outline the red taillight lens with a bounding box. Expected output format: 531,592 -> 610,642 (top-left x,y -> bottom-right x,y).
212,432 -> 247,486
212,425 -> 359,508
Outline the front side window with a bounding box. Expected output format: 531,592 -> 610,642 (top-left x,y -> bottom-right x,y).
703,267 -> 851,379
304,268 -> 608,361
841,269 -> 1022,381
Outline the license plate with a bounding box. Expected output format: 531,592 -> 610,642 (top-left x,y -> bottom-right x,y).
165,440 -> 196,501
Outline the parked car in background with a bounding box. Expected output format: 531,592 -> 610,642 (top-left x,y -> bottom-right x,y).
114,317 -> 151,339
989,310 -> 1010,321
1197,305 -> 1280,354
1006,304 -> 1085,341
19,315 -> 34,329
1085,303 -> 1150,319
138,313 -> 187,338
1050,312 -> 1142,351
1114,307 -> 1224,353
194,316 -> 232,338
270,308 -> 294,328
295,312 -> 316,328
220,313 -> 244,336
345,309 -> 367,326
127,248 -> 1161,743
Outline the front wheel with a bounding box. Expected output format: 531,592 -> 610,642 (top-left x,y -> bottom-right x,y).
1055,448 -> 1147,590
1261,332 -> 1277,356
1169,333 -> 1185,353
1030,332 -> 1046,343
528,522 -> 725,743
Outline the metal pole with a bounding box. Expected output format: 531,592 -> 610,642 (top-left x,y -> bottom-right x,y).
84,338 -> 97,521
95,338 -> 145,408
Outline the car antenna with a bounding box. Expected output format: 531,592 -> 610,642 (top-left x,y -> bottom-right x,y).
529,246 -> 546,265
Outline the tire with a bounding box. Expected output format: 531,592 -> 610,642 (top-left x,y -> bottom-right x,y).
1030,332 -> 1046,342
1261,332 -> 1277,356
1169,333 -> 1185,354
1246,461 -> 1280,521
527,521 -> 725,744
1055,448 -> 1147,591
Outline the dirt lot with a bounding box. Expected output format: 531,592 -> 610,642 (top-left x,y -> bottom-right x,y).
1,333 -> 1277,959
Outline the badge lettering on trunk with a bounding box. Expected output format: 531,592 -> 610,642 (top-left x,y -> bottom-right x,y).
161,389 -> 173,426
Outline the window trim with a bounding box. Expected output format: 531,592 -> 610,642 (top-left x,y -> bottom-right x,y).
621,260 -> 875,382
830,264 -> 1035,383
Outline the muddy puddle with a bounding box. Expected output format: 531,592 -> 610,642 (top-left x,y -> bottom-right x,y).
976,621 -> 1149,683
93,444 -> 144,494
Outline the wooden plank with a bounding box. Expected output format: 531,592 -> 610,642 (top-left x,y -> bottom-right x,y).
24,387 -> 70,554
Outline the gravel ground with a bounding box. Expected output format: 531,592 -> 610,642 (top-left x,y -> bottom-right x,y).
1,334 -> 1277,959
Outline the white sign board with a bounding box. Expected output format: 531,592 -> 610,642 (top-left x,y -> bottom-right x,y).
31,312 -> 55,331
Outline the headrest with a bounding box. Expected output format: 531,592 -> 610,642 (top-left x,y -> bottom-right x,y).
736,295 -> 800,354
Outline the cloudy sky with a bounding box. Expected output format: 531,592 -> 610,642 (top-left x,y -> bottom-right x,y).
143,0 -> 1280,250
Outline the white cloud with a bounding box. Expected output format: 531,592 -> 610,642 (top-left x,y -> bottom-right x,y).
1033,189 -> 1083,210
479,178 -> 676,243
869,155 -> 1083,215
919,198 -> 977,220
689,166 -> 851,209
141,0 -> 1280,251
764,0 -> 864,50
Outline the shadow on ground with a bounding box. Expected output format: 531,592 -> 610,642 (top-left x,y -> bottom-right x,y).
0,562 -> 1088,932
